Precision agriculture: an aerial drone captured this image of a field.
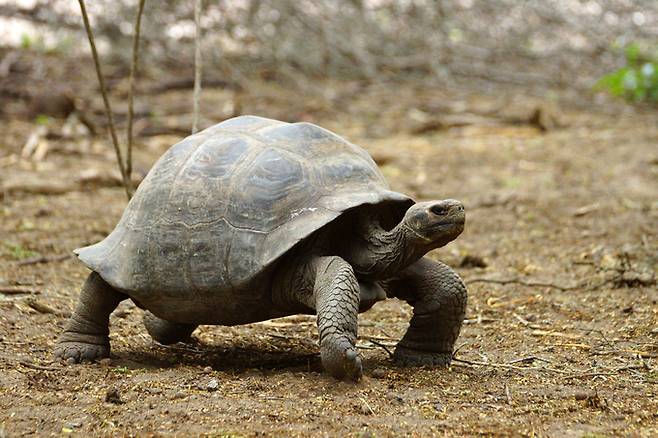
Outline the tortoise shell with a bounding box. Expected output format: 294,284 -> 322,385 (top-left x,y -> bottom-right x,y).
76,116 -> 412,296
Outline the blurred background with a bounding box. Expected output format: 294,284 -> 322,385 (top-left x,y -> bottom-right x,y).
1,0 -> 657,125
1,1 -> 657,436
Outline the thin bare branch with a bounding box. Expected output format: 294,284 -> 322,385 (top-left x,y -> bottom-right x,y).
465,276 -> 580,291
126,0 -> 146,189
192,0 -> 203,134
77,0 -> 132,200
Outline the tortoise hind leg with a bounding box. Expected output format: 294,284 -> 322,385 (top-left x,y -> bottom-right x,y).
143,311 -> 197,344
54,272 -> 127,363
382,257 -> 467,366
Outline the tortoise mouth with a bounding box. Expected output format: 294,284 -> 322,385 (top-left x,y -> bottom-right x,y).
434,218 -> 465,227
421,217 -> 465,241
427,216 -> 465,230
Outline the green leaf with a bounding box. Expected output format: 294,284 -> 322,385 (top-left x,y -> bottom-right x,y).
20,33 -> 32,49
625,43 -> 641,66
596,44 -> 658,103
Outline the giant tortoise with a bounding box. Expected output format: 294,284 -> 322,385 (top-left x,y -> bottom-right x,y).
55,115 -> 467,380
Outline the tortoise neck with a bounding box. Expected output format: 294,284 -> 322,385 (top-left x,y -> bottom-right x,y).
348,218 -> 425,279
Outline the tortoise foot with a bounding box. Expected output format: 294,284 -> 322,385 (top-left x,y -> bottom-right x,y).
143,311 -> 197,345
54,333 -> 110,364
393,346 -> 452,367
320,339 -> 363,381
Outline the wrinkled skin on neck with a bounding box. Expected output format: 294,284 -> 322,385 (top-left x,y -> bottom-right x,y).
343,200 -> 465,280
344,220 -> 425,279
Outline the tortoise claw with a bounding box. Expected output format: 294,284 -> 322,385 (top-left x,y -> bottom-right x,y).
321,341 -> 362,381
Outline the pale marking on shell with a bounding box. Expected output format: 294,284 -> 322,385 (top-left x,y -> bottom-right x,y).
290,207 -> 318,219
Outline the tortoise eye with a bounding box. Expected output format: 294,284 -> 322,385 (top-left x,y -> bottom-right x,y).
430,204 -> 448,216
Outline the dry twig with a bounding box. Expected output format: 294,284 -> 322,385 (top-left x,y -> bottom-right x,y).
24,297 -> 69,317
0,286 -> 40,295
452,357 -> 571,374
126,0 -> 146,189
359,397 -> 376,415
77,0 -> 132,200
465,276 -> 579,291
507,356 -> 551,365
192,0 -> 203,134
367,339 -> 394,358
16,254 -> 70,266
18,360 -> 62,372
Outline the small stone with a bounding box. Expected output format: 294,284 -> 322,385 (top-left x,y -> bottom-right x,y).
104,388 -> 124,404
574,390 -> 594,401
99,358 -> 112,366
64,421 -> 82,429
206,378 -> 219,392
203,366 -> 213,373
170,391 -> 187,400
371,368 -> 386,379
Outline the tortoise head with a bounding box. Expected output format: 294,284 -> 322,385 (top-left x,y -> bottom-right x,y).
401,199 -> 465,249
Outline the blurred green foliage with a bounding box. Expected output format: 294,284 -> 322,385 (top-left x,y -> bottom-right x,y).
35,115 -> 51,126
20,32 -> 73,55
4,243 -> 40,260
596,44 -> 658,103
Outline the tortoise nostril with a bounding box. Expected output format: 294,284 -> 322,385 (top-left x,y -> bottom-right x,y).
430,204 -> 448,216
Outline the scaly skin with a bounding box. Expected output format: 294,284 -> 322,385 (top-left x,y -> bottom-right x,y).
381,257 -> 467,366
313,256 -> 362,381
54,272 -> 126,363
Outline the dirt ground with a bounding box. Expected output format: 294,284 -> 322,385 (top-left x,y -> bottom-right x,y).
1,77 -> 657,437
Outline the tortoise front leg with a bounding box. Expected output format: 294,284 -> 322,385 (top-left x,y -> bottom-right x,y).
311,256 -> 362,381
54,272 -> 127,363
382,257 -> 467,366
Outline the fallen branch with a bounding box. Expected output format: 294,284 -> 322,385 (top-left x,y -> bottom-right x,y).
507,355 -> 551,365
452,357 -> 571,374
531,329 -> 583,340
16,254 -> 70,266
466,276 -> 614,292
465,276 -> 579,291
463,315 -> 498,325
563,364 -> 648,380
0,286 -> 40,295
511,312 -> 543,329
18,359 -> 63,372
24,297 -> 70,317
